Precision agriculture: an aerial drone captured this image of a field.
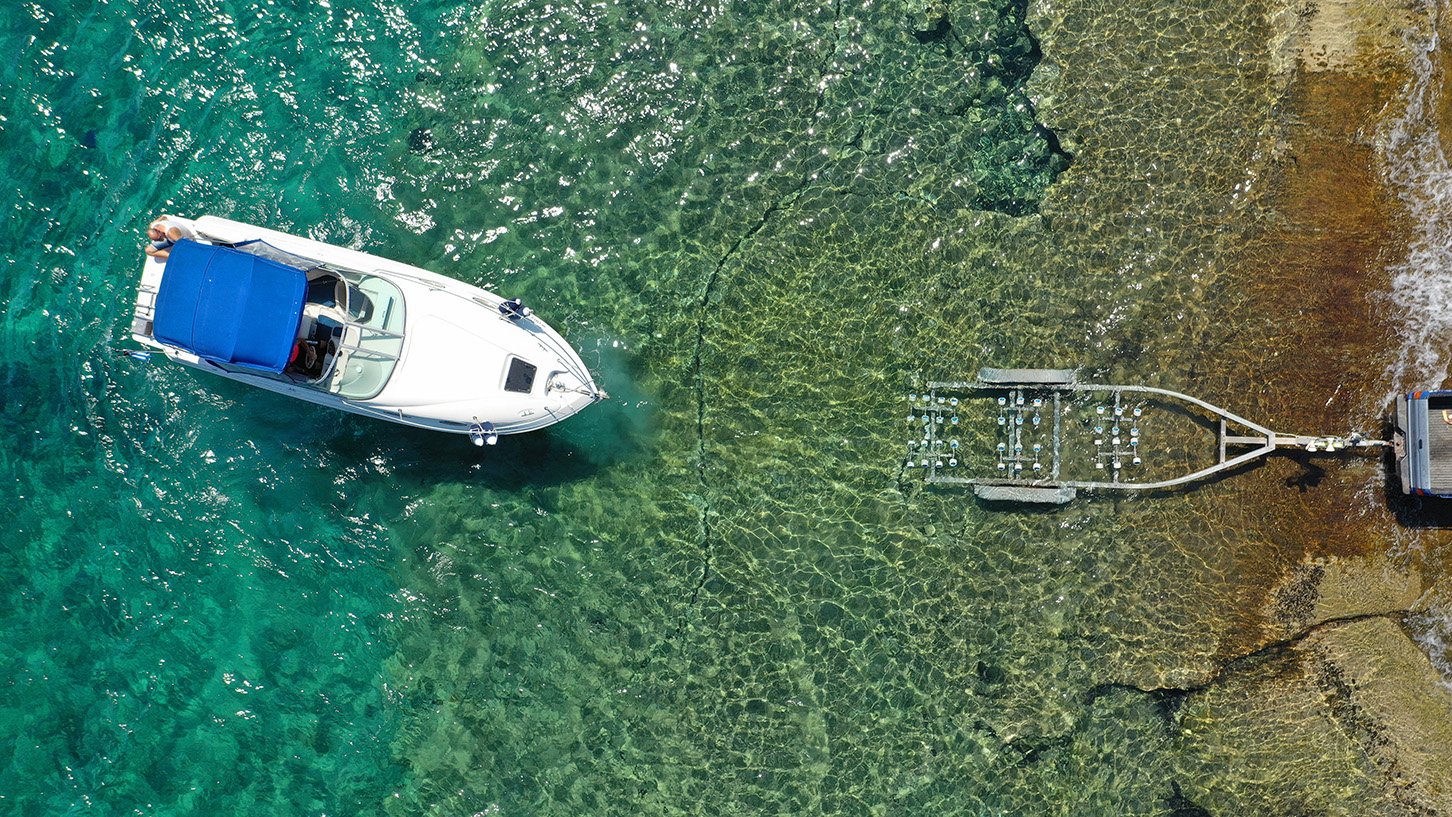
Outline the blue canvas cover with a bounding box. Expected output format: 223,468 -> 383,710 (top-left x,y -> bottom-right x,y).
152,239 -> 307,372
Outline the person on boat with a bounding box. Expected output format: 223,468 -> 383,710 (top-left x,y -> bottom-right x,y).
144,215 -> 194,260
286,339 -> 322,378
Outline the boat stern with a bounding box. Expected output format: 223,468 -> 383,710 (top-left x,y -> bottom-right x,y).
130,215 -> 204,352
130,255 -> 167,347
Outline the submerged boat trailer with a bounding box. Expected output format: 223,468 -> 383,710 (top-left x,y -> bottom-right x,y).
907,368 -> 1387,504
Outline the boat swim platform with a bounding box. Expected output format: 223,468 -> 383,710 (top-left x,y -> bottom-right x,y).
905,368 -> 1385,504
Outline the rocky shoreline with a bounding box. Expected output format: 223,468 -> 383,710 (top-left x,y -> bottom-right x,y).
1031,0 -> 1452,810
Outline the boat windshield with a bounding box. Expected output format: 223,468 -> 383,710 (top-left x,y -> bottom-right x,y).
330,273 -> 406,399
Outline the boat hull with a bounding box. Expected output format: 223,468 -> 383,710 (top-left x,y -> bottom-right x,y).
130,216 -> 603,438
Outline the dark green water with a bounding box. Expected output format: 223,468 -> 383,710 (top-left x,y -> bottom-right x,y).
0,0 -> 1430,815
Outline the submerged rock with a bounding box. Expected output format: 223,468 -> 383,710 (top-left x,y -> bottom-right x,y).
1265,553 -> 1421,636
1310,617 -> 1452,813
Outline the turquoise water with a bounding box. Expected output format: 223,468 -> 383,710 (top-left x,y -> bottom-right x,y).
0,0 -> 1433,815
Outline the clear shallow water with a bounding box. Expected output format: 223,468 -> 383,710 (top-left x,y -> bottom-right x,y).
0,0 -> 1438,815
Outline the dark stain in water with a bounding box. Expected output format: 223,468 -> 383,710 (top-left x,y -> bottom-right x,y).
909,14 -> 952,44
905,0 -> 1072,215
1165,782 -> 1213,817
408,126 -> 435,154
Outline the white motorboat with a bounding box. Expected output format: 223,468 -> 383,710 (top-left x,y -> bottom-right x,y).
129,216 -> 605,443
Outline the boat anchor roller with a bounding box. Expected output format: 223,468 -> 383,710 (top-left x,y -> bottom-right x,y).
904,368 -> 1388,505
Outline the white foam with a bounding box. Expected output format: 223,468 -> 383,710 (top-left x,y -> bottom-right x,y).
1375,1 -> 1452,685
1410,598 -> 1452,693
1379,2 -> 1452,399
